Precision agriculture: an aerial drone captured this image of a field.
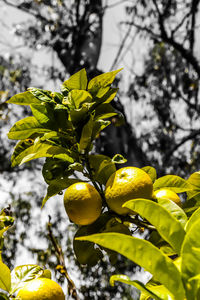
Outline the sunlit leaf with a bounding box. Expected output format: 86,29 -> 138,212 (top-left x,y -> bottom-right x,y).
7,117 -> 51,140
124,199 -> 185,254
6,91 -> 41,105
0,216 -> 14,238
77,233 -> 185,300
39,269 -> 51,279
10,265 -> 43,294
185,206 -> 200,232
156,197 -> 187,228
186,172 -> 200,200
142,166 -> 157,182
112,154 -> 127,164
79,116 -> 94,151
89,154 -> 116,185
11,140 -> 74,167
110,275 -> 163,300
73,226 -> 103,267
42,177 -> 79,207
11,139 -> 34,166
28,87 -> 52,103
30,103 -> 57,129
64,90 -> 92,109
181,218 -> 200,299
0,261 -> 11,292
61,68 -> 87,92
92,119 -> 111,139
154,175 -> 191,193
88,69 -> 122,95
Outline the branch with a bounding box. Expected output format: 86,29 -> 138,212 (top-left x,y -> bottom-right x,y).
47,216 -> 79,300
2,0 -> 49,23
164,130 -> 200,162
151,0 -> 200,76
190,0 -> 200,53
110,21 -> 133,70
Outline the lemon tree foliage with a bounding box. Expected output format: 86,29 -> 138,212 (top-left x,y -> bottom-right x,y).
4,69 -> 200,299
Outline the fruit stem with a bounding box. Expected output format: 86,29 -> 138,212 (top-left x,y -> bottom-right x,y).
84,154 -> 106,203
120,214 -> 156,231
47,216 -> 79,300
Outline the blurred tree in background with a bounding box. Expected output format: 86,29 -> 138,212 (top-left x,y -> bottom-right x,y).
1,0 -> 200,299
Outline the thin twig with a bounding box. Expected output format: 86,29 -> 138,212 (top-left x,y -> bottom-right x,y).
47,216 -> 79,300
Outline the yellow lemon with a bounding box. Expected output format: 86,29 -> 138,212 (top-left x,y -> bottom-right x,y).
17,278 -> 65,300
105,167 -> 153,215
64,182 -> 102,225
154,188 -> 182,207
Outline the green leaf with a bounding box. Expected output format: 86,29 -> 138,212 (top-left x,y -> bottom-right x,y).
42,158 -> 72,184
186,172 -> 200,200
10,264 -> 43,294
28,87 -> 52,103
69,106 -> 90,125
154,175 -> 191,193
39,269 -> 51,279
140,283 -> 175,300
77,233 -> 185,300
102,88 -> 119,104
0,261 -> 11,292
112,154 -> 127,164
185,206 -> 200,232
0,216 -> 14,238
0,293 -> 9,300
11,140 -> 74,167
73,226 -> 103,267
30,103 -> 57,129
42,177 -> 79,207
92,119 -> 111,139
142,166 -> 157,183
7,117 -> 51,140
6,91 -> 41,105
181,218 -> 200,299
94,103 -> 117,120
88,154 -> 116,185
64,90 -> 92,109
123,199 -> 185,254
61,69 -> 87,92
11,139 -> 34,166
88,69 -> 122,95
110,275 -> 163,300
79,116 -> 94,151
156,197 -> 187,228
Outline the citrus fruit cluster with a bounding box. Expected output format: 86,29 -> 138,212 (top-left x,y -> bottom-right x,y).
63,166 -> 182,226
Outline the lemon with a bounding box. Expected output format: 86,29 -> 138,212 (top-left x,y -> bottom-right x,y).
105,167 -> 153,215
17,278 -> 65,300
154,188 -> 182,207
64,182 -> 102,225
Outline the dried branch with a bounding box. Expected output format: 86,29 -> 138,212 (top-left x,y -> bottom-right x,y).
47,216 -> 79,300
164,130 -> 200,162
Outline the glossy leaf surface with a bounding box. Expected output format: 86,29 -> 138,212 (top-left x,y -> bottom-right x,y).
7,117 -> 50,140
124,199 -> 185,254
156,197 -> 187,228
77,233 -> 185,300
0,262 -> 11,292
154,175 -> 191,193
10,265 -> 43,294
181,218 -> 200,299
6,91 -> 41,105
